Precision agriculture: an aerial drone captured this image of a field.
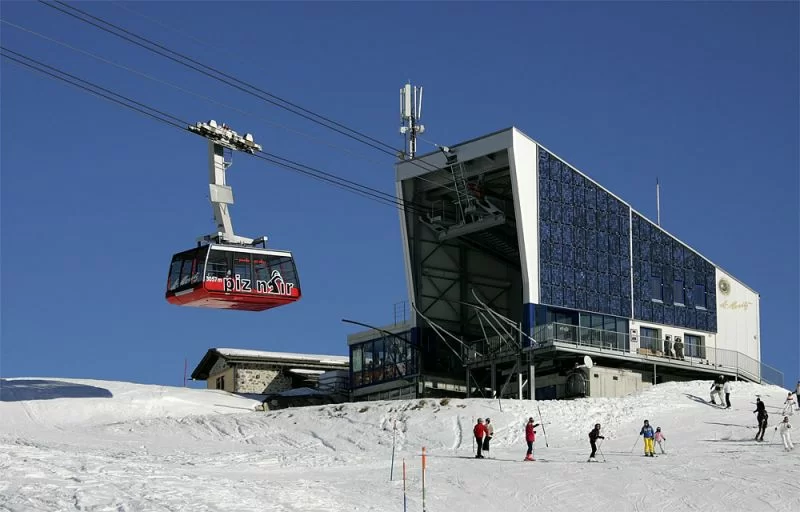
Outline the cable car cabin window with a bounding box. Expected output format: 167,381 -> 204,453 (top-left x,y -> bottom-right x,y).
233,253 -> 253,293
252,253 -> 299,296
168,258 -> 183,291
206,249 -> 230,280
168,248 -> 205,292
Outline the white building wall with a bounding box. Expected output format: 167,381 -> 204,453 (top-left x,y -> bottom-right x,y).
508,129 -> 540,304
715,268 -> 760,362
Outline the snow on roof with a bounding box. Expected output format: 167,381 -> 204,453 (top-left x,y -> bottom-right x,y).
214,348 -> 349,365
288,369 -> 326,375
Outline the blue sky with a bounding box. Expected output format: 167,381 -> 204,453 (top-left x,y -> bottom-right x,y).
1,1 -> 797,388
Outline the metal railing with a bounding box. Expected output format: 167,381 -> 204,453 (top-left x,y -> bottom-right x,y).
392,301 -> 410,325
760,362 -> 784,388
465,321 -> 768,383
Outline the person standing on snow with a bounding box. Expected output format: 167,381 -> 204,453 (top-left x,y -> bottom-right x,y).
723,379 -> 732,409
654,427 -> 667,454
795,381 -> 800,411
754,397 -> 768,441
774,416 -> 794,451
710,375 -> 724,405
588,423 -> 604,462
524,417 -> 539,461
473,418 -> 487,459
783,393 -> 796,416
640,420 -> 656,456
482,418 -> 494,457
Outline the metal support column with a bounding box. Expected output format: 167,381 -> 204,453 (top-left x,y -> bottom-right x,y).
490,363 -> 497,398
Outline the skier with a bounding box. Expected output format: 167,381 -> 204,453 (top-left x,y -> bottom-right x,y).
473,418 -> 486,459
588,423 -> 604,462
783,392 -> 796,416
640,420 -> 656,456
774,416 -> 794,451
524,417 -> 539,461
795,381 -> 800,411
654,427 -> 667,454
754,397 -> 768,441
723,379 -> 732,409
710,375 -> 724,405
482,418 -> 494,457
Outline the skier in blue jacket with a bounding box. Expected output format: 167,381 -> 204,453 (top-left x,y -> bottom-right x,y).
640,420 -> 655,457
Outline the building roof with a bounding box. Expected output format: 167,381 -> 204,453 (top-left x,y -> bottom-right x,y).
191,348 -> 349,380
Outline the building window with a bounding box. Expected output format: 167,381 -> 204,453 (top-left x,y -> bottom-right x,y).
673,279 -> 685,306
693,284 -> 706,309
640,326 -> 660,352
215,375 -> 225,390
650,275 -> 663,302
684,333 -> 705,359
349,331 -> 418,389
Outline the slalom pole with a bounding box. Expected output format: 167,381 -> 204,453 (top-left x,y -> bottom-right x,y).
421,447 -> 427,512
390,420 -> 397,481
402,458 -> 407,512
537,404 -> 549,447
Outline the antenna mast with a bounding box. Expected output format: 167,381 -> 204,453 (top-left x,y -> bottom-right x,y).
656,177 -> 661,227
399,82 -> 424,159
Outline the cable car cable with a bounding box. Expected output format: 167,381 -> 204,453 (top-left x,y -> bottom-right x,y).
39,0 -> 441,175
1,46 -> 431,215
0,17 -> 391,171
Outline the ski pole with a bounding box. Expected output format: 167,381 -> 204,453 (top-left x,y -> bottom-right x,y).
630,436 -> 640,453
537,404 -> 549,447
597,440 -> 606,462
770,428 -> 778,444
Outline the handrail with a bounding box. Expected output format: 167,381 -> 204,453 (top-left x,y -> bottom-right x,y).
464,321 -> 766,383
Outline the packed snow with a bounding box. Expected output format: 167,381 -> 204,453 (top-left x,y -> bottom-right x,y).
0,377 -> 797,511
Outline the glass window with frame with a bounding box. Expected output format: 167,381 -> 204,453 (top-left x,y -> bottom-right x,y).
673,279 -> 685,306
206,250 -> 230,280
168,257 -> 183,291
693,284 -> 706,309
233,253 -> 252,284
179,254 -> 195,287
684,333 -> 705,358
650,275 -> 663,301
640,326 -> 660,351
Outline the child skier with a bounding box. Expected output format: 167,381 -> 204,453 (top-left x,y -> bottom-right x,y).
723,380 -> 732,409
524,417 -> 539,461
640,420 -> 656,456
483,418 -> 494,457
654,427 -> 666,454
754,397 -> 768,441
774,416 -> 794,451
710,376 -> 724,405
473,418 -> 486,459
588,423 -> 604,462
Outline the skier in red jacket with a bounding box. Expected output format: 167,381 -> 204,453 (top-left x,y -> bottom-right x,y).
524,417 -> 540,461
474,418 -> 487,458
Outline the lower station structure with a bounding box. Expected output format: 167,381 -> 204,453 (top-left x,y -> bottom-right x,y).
348,127 -> 763,401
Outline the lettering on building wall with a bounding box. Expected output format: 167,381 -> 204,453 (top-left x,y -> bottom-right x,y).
720,300 -> 751,311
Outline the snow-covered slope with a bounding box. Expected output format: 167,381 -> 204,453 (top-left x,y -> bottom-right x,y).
0,377 -> 797,511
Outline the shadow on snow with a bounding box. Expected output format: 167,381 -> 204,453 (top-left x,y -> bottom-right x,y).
0,379 -> 113,402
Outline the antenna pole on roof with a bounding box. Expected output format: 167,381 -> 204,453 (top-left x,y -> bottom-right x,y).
656,177 -> 661,227
399,82 -> 425,160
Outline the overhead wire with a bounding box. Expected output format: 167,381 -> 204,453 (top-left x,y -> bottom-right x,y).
0,17 -> 391,169
37,0 -> 456,196
0,46 -> 431,214
39,0 -> 442,175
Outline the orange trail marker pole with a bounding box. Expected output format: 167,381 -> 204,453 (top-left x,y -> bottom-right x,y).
422,447 -> 427,512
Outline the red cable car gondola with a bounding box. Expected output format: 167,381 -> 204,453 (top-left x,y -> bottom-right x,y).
165,120 -> 301,312
165,243 -> 301,311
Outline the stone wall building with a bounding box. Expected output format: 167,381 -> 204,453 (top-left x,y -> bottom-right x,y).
191,348 -> 349,394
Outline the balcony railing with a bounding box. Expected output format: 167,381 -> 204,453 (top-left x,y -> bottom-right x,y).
464,322 -> 764,383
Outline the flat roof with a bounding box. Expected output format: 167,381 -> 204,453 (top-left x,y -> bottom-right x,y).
191,348 -> 349,380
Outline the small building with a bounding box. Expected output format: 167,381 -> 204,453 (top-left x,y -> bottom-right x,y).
191,348 -> 349,394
